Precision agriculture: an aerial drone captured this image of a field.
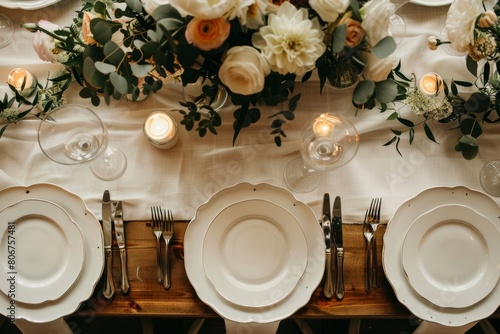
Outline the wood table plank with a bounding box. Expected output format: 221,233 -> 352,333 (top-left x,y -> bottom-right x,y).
74,222 -> 499,320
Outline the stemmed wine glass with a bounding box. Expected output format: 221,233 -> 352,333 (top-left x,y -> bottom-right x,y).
0,14 -> 14,48
38,104 -> 127,181
389,0 -> 411,44
480,161 -> 500,197
284,113 -> 360,193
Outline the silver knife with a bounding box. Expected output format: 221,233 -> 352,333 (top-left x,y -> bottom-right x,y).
114,201 -> 130,295
102,190 -> 115,299
332,196 -> 344,300
322,193 -> 334,298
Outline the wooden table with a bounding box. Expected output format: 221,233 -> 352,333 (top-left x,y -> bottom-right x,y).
75,222 -> 499,320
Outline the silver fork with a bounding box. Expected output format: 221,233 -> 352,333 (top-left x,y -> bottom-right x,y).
362,209 -> 374,293
162,209 -> 174,290
151,206 -> 164,284
368,198 -> 382,289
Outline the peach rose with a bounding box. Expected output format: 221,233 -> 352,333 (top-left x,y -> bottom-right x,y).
82,12 -> 99,45
344,18 -> 365,48
185,17 -> 231,51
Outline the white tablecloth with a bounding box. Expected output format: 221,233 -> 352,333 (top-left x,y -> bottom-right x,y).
0,0 -> 495,225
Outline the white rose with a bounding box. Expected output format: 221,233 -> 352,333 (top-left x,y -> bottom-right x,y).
32,20 -> 63,63
142,0 -> 169,16
169,0 -> 238,20
219,46 -> 270,95
446,0 -> 482,53
360,52 -> 398,81
360,0 -> 395,46
309,0 -> 350,23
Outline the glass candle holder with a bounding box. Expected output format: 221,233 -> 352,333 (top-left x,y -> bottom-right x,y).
7,68 -> 38,97
419,72 -> 443,96
143,111 -> 179,149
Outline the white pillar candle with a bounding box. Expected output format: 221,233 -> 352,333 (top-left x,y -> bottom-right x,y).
419,72 -> 443,95
7,68 -> 37,96
143,111 -> 179,149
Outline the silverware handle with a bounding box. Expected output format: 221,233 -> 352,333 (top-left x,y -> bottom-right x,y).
103,249 -> 115,299
335,249 -> 344,300
119,248 -> 130,295
156,238 -> 163,284
163,239 -> 171,290
371,236 -> 379,289
324,252 -> 334,298
365,238 -> 372,293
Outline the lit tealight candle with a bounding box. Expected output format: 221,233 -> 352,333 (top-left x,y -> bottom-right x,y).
419,72 -> 443,95
7,68 -> 37,96
143,111 -> 179,149
313,114 -> 334,137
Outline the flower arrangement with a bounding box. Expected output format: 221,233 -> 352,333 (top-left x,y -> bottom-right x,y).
384,0 -> 500,160
1,0 -> 399,144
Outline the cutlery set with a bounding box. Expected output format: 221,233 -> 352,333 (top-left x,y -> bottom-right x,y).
151,206 -> 174,290
363,198 -> 382,293
321,193 -> 344,300
102,190 -> 130,299
322,195 -> 383,298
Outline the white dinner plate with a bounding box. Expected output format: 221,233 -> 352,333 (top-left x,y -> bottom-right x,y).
0,199 -> 84,304
410,0 -> 452,6
0,0 -> 61,10
203,199 -> 307,308
185,182 -> 325,324
383,186 -> 500,327
0,183 -> 104,323
402,204 -> 500,308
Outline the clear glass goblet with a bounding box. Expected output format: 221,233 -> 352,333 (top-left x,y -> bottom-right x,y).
38,104 -> 127,181
389,0 -> 411,44
284,113 -> 360,193
0,14 -> 14,49
480,161 -> 500,197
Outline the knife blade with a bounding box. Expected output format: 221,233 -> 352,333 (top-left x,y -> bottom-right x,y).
332,196 -> 344,300
322,193 -> 334,298
114,201 -> 130,295
102,190 -> 115,299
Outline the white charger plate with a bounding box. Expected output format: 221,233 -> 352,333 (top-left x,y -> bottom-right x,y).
0,199 -> 84,305
0,183 -> 104,323
0,0 -> 61,10
203,199 -> 307,308
185,182 -> 325,324
383,186 -> 500,327
402,204 -> 500,308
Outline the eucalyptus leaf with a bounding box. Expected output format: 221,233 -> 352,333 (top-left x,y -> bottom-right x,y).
157,18 -> 184,32
95,61 -> 116,74
331,24 -> 347,54
353,80 -> 376,105
455,134 -> 479,160
375,80 -> 398,103
82,57 -> 104,88
125,0 -> 143,13
109,72 -> 129,95
90,19 -> 121,45
372,36 -> 397,58
131,63 -> 153,77
152,4 -> 183,22
460,117 -> 483,137
465,92 -> 490,113
103,41 -> 125,66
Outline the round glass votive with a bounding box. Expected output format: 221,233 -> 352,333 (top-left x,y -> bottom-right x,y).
143,111 -> 179,149
7,68 -> 38,96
